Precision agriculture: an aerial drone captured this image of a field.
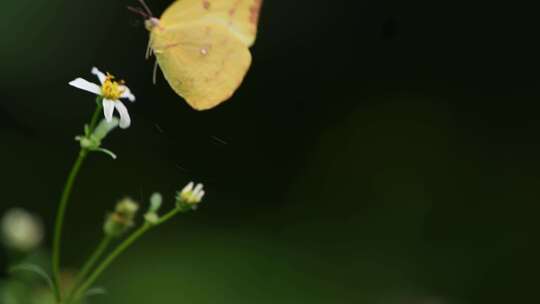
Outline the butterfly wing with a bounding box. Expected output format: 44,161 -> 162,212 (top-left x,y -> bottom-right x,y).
160,0 -> 263,47
151,22 -> 252,110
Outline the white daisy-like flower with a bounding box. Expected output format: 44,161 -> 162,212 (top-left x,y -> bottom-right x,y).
178,182 -> 205,205
69,67 -> 135,129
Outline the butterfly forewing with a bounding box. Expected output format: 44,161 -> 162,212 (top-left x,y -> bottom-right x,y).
160,0 -> 263,46
151,22 -> 252,110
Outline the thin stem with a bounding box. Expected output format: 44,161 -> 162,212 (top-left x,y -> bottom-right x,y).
51,149 -> 88,302
88,97 -> 103,132
72,208 -> 182,302
156,207 -> 182,225
51,101 -> 102,303
75,236 -> 113,288
64,235 -> 112,303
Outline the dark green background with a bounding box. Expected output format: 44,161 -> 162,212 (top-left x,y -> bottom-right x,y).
2,0 -> 539,303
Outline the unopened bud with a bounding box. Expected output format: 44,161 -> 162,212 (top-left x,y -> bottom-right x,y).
92,118 -> 119,141
75,118 -> 119,159
104,198 -> 139,237
144,192 -> 163,225
144,213 -> 159,224
149,193 -> 162,212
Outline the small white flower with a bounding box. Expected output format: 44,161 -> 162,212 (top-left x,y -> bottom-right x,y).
69,67 -> 135,129
179,181 -> 205,205
1,208 -> 44,252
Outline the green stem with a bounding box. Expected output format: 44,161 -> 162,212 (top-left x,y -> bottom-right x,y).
72,208 -> 182,302
64,235 -> 112,304
52,149 -> 88,302
88,97 -> 103,132
51,102 -> 102,303
156,208 -> 183,225
74,236 -> 113,288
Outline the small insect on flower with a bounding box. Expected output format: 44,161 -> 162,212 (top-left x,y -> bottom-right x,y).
1,208 -> 44,252
69,67 -> 136,129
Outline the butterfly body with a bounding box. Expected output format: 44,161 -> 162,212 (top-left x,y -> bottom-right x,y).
146,0 -> 263,110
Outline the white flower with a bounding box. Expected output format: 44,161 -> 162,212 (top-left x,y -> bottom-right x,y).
178,182 -> 205,205
1,208 -> 44,252
69,67 -> 135,129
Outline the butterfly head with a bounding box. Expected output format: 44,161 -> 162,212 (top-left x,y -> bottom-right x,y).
128,0 -> 160,31
144,18 -> 161,32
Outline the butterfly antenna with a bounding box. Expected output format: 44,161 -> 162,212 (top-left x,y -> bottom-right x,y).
138,0 -> 154,17
127,6 -> 150,19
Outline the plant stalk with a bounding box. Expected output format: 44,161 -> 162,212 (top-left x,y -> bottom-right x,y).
71,208 -> 182,302
51,100 -> 102,303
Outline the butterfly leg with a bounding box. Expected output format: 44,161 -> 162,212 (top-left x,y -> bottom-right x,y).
152,60 -> 160,85
145,37 -> 154,60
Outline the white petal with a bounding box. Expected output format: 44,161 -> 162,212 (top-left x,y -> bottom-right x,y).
91,67 -> 107,84
115,101 -> 131,129
102,99 -> 115,123
196,190 -> 205,201
193,183 -> 203,194
182,182 -> 194,194
69,78 -> 101,95
120,85 -> 136,102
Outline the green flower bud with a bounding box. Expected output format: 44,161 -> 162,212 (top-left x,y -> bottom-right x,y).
144,193 -> 163,225
144,213 -> 159,225
149,193 -> 162,212
75,118 -> 119,159
104,198 -> 139,237
92,118 -> 119,142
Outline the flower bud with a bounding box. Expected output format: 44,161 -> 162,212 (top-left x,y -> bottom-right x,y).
92,118 -> 120,142
148,193 -> 162,212
144,193 -> 162,225
103,198 -> 139,237
176,182 -> 205,211
1,208 -> 44,252
75,118 -> 119,159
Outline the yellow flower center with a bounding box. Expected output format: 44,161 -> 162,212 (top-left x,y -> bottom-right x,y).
101,73 -> 125,100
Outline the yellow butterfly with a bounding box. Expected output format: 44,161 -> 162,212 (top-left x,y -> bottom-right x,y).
132,0 -> 263,111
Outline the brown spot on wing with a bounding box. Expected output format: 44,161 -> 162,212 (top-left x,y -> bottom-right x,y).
203,0 -> 211,10
228,0 -> 241,17
249,0 -> 263,26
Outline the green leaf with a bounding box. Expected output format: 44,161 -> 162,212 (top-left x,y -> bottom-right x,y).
9,264 -> 55,293
95,147 -> 117,159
